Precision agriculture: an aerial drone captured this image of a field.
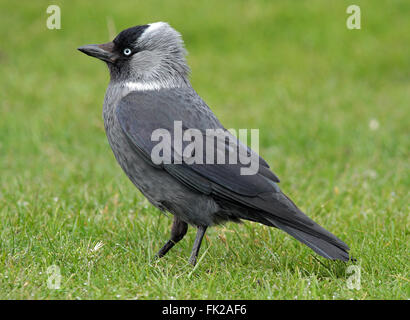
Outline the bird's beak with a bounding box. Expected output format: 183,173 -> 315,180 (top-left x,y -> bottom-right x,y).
77,42 -> 119,63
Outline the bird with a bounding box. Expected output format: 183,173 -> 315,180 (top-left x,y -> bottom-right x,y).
78,22 -> 351,265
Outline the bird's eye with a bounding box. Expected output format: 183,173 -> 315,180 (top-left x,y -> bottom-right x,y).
123,48 -> 132,56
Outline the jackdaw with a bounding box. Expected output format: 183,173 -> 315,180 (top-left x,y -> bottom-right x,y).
78,22 -> 350,265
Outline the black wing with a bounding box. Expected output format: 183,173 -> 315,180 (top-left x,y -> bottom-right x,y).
116,89 -> 280,197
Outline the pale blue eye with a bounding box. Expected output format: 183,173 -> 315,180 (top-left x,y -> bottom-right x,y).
123,48 -> 132,56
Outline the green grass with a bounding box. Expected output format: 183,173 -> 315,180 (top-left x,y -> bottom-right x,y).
0,0 -> 409,299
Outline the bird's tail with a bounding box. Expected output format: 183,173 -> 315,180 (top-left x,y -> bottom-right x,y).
250,192 -> 351,261
272,219 -> 350,261
222,186 -> 351,261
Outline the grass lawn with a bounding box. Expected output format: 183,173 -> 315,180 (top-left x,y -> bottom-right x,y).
0,0 -> 408,299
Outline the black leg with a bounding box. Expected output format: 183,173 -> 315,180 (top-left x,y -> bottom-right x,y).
156,216 -> 188,258
188,226 -> 207,266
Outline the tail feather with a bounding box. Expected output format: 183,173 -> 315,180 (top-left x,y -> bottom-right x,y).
215,186 -> 351,261
252,191 -> 351,261
271,219 -> 350,261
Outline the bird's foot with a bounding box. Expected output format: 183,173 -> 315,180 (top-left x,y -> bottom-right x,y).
188,256 -> 197,266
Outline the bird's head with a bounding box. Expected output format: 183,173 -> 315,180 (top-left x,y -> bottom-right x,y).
78,22 -> 190,86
